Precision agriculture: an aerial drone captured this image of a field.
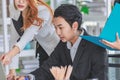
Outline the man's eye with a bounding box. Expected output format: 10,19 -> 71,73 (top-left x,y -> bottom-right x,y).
59,27 -> 62,29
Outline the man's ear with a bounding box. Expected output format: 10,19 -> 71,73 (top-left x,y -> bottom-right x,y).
72,21 -> 78,30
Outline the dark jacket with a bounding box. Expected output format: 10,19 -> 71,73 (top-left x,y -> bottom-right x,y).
31,30 -> 108,80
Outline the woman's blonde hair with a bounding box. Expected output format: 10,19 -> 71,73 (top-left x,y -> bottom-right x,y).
14,0 -> 53,30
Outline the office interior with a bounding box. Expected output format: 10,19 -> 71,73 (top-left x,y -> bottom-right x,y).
0,0 -> 120,80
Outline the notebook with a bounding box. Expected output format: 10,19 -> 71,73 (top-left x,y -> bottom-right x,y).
0,62 -> 6,80
80,3 -> 120,50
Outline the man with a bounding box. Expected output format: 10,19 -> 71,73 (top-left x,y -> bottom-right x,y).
14,4 -> 108,80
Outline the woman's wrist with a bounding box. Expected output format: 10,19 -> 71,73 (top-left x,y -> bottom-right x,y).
9,45 -> 20,57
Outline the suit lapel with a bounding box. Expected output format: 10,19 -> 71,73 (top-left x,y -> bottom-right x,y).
73,29 -> 89,68
64,44 -> 73,65
73,39 -> 87,67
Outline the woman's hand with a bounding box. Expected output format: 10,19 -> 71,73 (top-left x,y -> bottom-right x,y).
0,46 -> 20,65
50,65 -> 73,80
101,33 -> 120,50
0,53 -> 12,65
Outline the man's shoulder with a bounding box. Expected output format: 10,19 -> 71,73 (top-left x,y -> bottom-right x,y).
87,40 -> 106,51
56,41 -> 66,46
54,41 -> 67,50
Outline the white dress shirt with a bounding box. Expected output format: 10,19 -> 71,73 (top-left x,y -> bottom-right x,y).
67,30 -> 84,61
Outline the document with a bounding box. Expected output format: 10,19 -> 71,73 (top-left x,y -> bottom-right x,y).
81,3 -> 120,50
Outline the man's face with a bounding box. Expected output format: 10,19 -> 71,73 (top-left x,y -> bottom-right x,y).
53,17 -> 77,43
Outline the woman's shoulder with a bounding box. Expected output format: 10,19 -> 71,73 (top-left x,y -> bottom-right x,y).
37,5 -> 49,11
37,5 -> 52,20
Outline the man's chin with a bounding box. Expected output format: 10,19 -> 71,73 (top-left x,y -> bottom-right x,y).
61,39 -> 67,42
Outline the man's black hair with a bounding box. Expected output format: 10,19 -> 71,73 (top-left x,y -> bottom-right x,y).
54,4 -> 82,30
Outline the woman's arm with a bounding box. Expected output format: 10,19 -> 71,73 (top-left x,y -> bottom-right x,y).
1,25 -> 39,63
0,46 -> 20,65
35,5 -> 59,55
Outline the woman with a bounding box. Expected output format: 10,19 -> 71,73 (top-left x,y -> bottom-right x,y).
0,0 -> 59,79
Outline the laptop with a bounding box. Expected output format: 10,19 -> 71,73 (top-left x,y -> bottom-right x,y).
0,62 -> 6,80
81,3 -> 120,50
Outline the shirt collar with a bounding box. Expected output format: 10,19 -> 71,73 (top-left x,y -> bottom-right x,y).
67,29 -> 84,49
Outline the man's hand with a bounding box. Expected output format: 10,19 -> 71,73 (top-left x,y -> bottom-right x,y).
50,65 -> 73,80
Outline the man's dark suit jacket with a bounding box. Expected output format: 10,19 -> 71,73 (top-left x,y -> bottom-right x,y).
31,30 -> 108,80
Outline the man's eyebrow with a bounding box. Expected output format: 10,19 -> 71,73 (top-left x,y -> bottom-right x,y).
56,24 -> 62,27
